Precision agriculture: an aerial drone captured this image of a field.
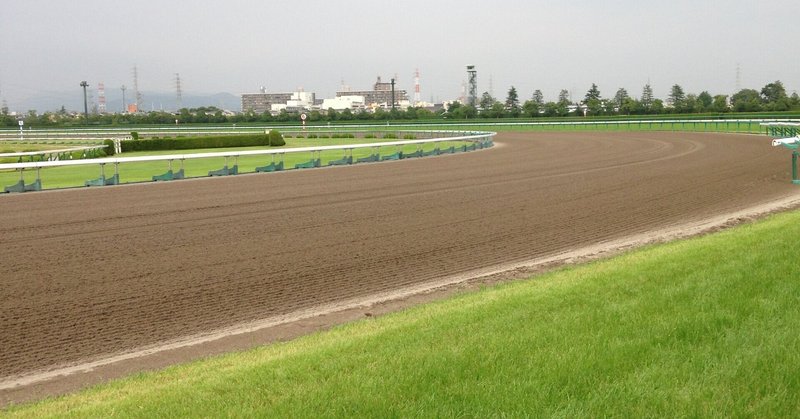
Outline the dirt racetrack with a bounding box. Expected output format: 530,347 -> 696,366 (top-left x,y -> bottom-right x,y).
1,131 -> 799,404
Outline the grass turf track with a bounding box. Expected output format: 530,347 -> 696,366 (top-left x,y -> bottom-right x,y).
0,137 -> 469,189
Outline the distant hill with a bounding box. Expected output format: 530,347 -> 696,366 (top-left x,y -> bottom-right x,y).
9,91 -> 241,114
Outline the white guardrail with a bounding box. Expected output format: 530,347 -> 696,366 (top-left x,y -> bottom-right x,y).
1,118 -> 798,139
0,131 -> 495,171
0,146 -> 108,159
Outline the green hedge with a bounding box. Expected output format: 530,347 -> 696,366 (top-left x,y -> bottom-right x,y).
120,132 -> 283,152
103,139 -> 116,156
268,130 -> 285,146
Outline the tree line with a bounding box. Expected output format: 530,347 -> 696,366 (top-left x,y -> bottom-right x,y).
2,80 -> 798,128
447,80 -> 799,119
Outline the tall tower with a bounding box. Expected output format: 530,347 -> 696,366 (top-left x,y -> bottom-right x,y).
132,65 -> 143,111
414,68 -> 421,105
0,81 -> 6,114
175,73 -> 183,110
88,88 -> 97,114
121,85 -> 127,112
735,63 -> 741,93
97,82 -> 106,113
467,65 -> 477,107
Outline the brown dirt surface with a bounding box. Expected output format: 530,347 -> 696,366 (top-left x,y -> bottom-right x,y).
1,131 -> 799,406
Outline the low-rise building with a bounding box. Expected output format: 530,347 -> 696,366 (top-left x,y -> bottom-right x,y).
336,76 -> 408,108
321,95 -> 365,111
241,89 -> 315,114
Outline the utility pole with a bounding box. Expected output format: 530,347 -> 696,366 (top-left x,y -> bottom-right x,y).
121,85 -> 127,113
80,81 -> 89,124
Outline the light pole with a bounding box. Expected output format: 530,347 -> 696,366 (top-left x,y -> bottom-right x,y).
390,78 -> 396,111
80,81 -> 89,124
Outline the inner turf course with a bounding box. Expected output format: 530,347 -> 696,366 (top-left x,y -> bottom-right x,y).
0,131 -> 797,402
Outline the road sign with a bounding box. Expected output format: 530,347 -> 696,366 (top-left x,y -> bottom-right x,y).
300,113 -> 307,121
18,120 -> 23,127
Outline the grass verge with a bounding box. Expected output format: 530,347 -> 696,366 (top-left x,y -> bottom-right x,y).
0,138 -> 470,190
5,209 -> 800,416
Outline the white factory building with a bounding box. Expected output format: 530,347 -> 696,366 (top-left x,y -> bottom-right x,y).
270,91 -> 316,113
321,95 -> 366,111
242,76 -> 416,114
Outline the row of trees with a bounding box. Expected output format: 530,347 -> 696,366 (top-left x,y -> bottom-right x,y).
465,80 -> 799,119
0,105 -> 442,127
3,81 -> 799,127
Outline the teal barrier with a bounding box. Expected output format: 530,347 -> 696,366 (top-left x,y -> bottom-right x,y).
4,178 -> 41,193
294,159 -> 321,169
380,152 -> 401,161
401,150 -> 422,159
356,154 -> 379,163
85,174 -> 119,187
768,125 -> 799,138
422,148 -> 440,157
152,169 -> 185,181
328,156 -> 353,166
208,165 -> 238,176
440,146 -> 455,154
255,161 -> 284,172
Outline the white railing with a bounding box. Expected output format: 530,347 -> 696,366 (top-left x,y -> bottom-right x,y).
1,131 -> 496,192
0,146 -> 108,159
1,118 -> 797,139
0,131 -> 494,171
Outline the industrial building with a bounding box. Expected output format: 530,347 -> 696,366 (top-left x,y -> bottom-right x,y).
241,88 -> 316,114
241,76 -> 410,114
336,76 -> 409,108
321,95 -> 365,111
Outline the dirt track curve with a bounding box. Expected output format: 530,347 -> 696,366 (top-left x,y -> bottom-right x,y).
1,131 -> 798,404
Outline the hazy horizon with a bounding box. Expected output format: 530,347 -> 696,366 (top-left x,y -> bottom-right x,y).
2,0 -> 799,112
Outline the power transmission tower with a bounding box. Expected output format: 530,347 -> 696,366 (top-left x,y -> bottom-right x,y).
98,82 -> 106,113
175,73 -> 183,110
132,65 -> 143,112
121,85 -> 127,113
0,82 -> 6,114
414,68 -> 420,105
735,63 -> 741,93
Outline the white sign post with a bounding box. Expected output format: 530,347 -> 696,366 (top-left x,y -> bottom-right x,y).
300,113 -> 307,131
18,120 -> 23,141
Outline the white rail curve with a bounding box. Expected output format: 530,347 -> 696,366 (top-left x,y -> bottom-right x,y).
0,131 -> 495,171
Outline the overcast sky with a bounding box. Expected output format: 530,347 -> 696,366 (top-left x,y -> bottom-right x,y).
1,0 -> 799,110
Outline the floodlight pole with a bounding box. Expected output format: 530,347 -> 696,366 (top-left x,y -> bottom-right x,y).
390,78 -> 396,111
80,81 -> 89,125
467,65 -> 477,107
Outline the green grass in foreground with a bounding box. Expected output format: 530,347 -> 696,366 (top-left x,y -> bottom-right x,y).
6,211 -> 800,417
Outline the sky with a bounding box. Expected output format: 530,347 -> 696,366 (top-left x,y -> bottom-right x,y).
1,0 -> 799,111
